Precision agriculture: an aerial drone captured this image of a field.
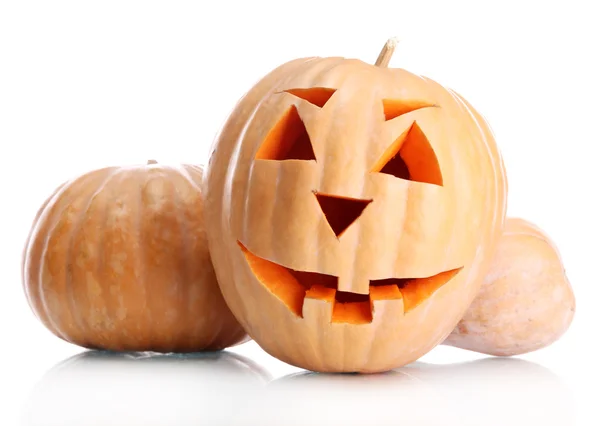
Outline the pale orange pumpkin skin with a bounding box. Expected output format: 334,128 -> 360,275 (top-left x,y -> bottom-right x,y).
22,162 -> 247,352
203,42 -> 508,373
444,217 -> 575,356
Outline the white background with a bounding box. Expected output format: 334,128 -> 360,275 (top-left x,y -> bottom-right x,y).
0,1 -> 598,425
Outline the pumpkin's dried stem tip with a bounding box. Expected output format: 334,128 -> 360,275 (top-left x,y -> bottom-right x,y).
147,159 -> 158,165
386,37 -> 399,48
375,37 -> 399,68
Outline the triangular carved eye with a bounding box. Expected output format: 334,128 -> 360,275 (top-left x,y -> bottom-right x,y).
255,105 -> 316,161
372,122 -> 443,186
284,87 -> 336,108
382,99 -> 436,121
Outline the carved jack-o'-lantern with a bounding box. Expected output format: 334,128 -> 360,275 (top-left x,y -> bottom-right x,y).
203,40 -> 508,373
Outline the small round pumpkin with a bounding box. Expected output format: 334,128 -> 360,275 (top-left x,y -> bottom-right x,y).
444,217 -> 576,356
203,39 -> 508,373
22,161 -> 247,352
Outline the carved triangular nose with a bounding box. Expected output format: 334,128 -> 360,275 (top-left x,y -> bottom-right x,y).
314,192 -> 373,238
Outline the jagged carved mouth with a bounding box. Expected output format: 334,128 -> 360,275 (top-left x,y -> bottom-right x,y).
238,242 -> 462,324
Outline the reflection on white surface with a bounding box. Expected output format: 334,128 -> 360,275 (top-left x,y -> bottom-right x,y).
20,350 -> 271,426
21,353 -> 574,426
239,358 -> 575,426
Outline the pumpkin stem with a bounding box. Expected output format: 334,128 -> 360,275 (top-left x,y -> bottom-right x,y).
147,159 -> 158,165
375,37 -> 399,68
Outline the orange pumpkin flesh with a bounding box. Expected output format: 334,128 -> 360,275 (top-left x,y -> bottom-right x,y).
22,161 -> 247,352
203,39 -> 507,373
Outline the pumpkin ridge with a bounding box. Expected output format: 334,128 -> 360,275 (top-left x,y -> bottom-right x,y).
174,166 -> 203,349
44,169 -> 117,344
73,168 -> 124,348
21,181 -> 68,330
91,170 -> 129,348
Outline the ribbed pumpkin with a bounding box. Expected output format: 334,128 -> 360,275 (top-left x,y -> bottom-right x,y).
203,39 -> 508,373
444,217 -> 576,356
22,161 -> 246,352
